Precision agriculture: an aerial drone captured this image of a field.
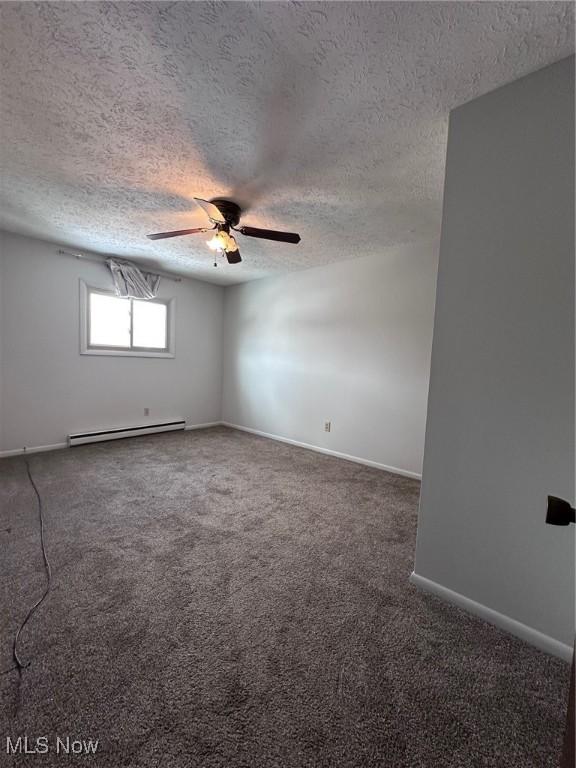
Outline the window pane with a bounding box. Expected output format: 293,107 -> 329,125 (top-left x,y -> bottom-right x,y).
89,293 -> 131,347
132,300 -> 167,349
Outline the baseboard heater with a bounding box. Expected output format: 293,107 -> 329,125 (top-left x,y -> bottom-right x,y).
68,420 -> 185,447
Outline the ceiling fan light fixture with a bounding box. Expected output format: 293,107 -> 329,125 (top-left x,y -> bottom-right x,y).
207,231 -> 237,252
147,196 -> 300,266
207,232 -> 226,251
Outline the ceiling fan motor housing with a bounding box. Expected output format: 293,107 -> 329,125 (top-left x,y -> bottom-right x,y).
211,199 -> 241,228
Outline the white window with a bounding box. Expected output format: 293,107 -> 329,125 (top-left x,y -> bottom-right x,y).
80,282 -> 174,357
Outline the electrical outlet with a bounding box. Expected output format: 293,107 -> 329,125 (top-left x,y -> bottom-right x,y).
324,421 -> 331,433
144,408 -> 150,416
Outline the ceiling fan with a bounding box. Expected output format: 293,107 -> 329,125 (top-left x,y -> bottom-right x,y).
147,198 -> 301,265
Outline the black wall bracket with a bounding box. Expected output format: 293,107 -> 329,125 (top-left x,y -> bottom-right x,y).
546,496 -> 576,526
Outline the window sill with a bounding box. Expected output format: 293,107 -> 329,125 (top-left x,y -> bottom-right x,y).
80,348 -> 175,358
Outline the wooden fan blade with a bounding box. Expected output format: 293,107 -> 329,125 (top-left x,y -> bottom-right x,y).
147,227 -> 211,240
193,198 -> 226,224
238,225 -> 300,244
226,248 -> 242,264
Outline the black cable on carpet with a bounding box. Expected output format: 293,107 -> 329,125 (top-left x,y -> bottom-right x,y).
2,458 -> 53,683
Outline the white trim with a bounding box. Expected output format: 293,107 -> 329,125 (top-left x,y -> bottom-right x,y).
184,422 -> 223,431
409,571 -> 573,662
221,422 -> 422,480
0,443 -> 68,458
80,347 -> 175,359
0,423 -> 223,457
79,280 -> 176,358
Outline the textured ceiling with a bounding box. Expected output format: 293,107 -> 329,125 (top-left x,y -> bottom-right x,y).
0,2 -> 573,285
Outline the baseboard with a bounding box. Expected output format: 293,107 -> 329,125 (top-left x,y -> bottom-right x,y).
1,423 -> 420,481
0,422 -> 224,457
222,422 -> 421,480
0,442 -> 68,458
410,571 -> 573,662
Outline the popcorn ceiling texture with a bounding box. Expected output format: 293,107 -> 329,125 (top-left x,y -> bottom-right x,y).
0,2 -> 573,285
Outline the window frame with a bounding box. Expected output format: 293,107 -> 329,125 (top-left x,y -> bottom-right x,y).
80,281 -> 175,358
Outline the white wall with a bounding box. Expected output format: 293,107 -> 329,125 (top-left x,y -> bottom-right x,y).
414,57 -> 575,652
0,229 -> 438,471
0,230 -> 224,452
222,242 -> 439,477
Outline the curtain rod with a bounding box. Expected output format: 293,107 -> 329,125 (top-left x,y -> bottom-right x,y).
57,249 -> 182,283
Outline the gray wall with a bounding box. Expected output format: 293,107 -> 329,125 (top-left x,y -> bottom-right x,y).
414,57 -> 575,647
0,230 -> 224,452
222,241 -> 439,477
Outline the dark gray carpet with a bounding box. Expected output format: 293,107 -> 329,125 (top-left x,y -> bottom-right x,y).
0,426 -> 570,767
